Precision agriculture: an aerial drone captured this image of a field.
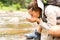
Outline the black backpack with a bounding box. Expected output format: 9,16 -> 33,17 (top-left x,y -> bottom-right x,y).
43,0 -> 60,6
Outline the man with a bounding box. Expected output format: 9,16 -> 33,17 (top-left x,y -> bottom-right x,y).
27,0 -> 60,40
25,1 -> 42,40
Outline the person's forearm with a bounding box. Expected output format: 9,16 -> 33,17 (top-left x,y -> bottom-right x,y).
39,20 -> 50,30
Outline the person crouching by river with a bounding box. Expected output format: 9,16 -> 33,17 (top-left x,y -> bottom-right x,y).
25,1 -> 42,40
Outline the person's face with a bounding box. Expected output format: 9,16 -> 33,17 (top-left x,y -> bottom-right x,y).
28,9 -> 40,18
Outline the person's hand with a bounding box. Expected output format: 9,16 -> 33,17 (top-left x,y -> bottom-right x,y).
26,17 -> 37,23
26,17 -> 40,23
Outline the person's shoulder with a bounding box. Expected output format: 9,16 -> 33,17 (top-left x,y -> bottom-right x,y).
37,0 -> 44,11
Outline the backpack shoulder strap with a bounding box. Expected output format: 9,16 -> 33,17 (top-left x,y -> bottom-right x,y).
43,0 -> 47,4
42,12 -> 47,22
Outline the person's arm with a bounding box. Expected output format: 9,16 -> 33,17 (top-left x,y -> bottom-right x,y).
39,19 -> 50,30
37,0 -> 56,29
37,0 -> 48,30
39,11 -> 57,30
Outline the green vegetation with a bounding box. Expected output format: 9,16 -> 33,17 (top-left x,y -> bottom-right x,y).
0,0 -> 31,11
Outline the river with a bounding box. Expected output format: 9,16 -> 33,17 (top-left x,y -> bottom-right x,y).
0,11 -> 35,40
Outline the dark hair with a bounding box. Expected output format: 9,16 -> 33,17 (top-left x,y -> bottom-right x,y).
27,0 -> 42,18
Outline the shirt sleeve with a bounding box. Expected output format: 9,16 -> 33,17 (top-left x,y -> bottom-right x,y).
37,0 -> 44,18
37,0 -> 44,11
39,19 -> 50,30
39,10 -> 57,30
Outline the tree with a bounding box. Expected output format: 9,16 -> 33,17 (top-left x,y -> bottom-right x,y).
0,0 -> 31,8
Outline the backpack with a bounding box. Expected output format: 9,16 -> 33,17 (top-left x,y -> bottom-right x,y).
43,0 -> 60,6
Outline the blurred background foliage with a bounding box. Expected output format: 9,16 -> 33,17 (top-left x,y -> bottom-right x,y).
0,0 -> 31,11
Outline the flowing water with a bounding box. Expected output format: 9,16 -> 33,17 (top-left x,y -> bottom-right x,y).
0,11 -> 35,40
